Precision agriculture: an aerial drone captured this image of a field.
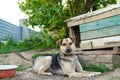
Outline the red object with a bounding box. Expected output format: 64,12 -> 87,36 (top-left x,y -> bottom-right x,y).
0,69 -> 16,78
0,65 -> 18,78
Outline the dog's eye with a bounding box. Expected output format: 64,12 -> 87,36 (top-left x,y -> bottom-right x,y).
62,43 -> 66,46
69,43 -> 72,45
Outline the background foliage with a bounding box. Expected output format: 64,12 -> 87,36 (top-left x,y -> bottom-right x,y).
18,0 -> 116,37
0,0 -> 117,53
0,29 -> 58,53
0,1 -> 118,75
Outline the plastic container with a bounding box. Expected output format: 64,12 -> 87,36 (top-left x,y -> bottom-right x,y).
0,65 -> 18,78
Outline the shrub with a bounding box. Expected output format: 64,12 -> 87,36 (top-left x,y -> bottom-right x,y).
0,29 -> 59,54
0,38 -> 18,53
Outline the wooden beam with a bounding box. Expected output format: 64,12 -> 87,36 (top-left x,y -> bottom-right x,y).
66,8 -> 120,27
113,47 -> 120,52
80,36 -> 120,50
65,4 -> 120,22
75,51 -> 120,55
105,41 -> 120,48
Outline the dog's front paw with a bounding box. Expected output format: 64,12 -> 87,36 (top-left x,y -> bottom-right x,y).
93,72 -> 101,76
89,72 -> 101,77
46,72 -> 53,76
38,72 -> 53,76
81,71 -> 101,77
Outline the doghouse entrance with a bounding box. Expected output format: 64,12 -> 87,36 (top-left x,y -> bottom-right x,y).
71,25 -> 81,48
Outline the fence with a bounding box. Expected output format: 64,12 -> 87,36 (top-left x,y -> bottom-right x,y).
0,19 -> 37,41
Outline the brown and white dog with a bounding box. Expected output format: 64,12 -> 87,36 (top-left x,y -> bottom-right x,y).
33,36 -> 101,77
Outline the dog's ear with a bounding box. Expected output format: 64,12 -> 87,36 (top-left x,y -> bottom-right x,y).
56,39 -> 62,45
69,36 -> 76,42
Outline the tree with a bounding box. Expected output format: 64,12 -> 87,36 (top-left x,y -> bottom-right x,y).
18,0 -> 68,37
66,0 -> 116,16
18,0 -> 116,37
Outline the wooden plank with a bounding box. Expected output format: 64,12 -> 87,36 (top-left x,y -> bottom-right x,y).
80,15 -> 120,32
75,51 -> 120,55
81,26 -> 120,40
65,4 -> 120,23
80,36 -> 120,50
66,8 -> 120,27
80,41 -> 93,50
113,46 -> 120,52
105,41 -> 120,47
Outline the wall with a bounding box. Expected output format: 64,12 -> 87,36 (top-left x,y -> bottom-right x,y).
0,19 -> 37,41
0,19 -> 21,41
78,50 -> 120,70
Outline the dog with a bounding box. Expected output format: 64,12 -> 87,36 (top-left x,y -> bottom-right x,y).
32,36 -> 101,77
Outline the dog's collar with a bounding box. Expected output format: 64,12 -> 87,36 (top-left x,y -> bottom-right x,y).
59,52 -> 74,57
63,53 -> 74,56
60,57 -> 72,62
58,53 -> 73,62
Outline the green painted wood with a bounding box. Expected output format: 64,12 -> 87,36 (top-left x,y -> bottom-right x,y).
80,15 -> 120,32
81,25 -> 120,40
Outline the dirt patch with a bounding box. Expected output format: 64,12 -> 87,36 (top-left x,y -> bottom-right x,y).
0,50 -> 120,80
4,68 -> 120,80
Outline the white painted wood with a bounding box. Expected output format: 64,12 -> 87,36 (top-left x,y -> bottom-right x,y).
80,36 -> 120,50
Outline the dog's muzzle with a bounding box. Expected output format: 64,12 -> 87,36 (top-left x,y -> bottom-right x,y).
66,48 -> 72,53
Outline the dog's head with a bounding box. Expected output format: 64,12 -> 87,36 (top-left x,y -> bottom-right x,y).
57,36 -> 76,55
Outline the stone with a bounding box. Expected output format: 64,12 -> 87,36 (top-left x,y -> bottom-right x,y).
78,55 -> 97,61
95,55 -> 113,63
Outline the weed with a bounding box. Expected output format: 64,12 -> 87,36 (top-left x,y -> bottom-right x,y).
84,63 -> 110,73
32,53 -> 44,59
32,52 -> 56,59
0,38 -> 18,53
114,63 -> 120,69
16,65 -> 32,71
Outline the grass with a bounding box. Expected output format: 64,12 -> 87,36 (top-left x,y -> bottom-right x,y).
114,63 -> 120,69
32,52 -> 56,59
16,65 -> 32,71
84,63 -> 110,73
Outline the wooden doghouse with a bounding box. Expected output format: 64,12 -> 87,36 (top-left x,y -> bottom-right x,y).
65,4 -> 120,69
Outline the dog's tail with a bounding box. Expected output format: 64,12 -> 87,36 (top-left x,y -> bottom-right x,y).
14,52 -> 33,64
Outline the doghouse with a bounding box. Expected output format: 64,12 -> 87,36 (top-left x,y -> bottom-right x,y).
65,4 -> 120,69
